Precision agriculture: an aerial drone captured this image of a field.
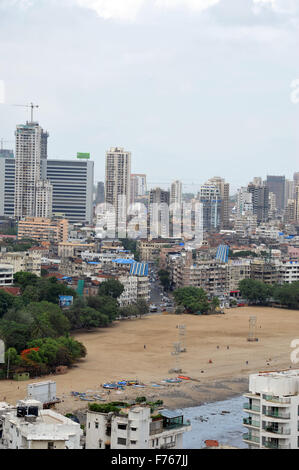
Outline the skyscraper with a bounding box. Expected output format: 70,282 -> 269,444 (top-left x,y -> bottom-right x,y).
266,175 -> 285,212
105,147 -> 131,212
247,182 -> 269,223
14,122 -> 43,218
36,180 -> 53,218
14,121 -> 52,219
170,180 -> 182,206
199,182 -> 221,232
208,177 -> 230,229
130,174 -> 147,204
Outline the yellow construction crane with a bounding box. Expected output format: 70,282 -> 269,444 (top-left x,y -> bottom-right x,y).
13,102 -> 39,122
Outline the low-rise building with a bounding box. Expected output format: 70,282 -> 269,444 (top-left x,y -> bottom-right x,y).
243,370 -> 299,449
58,242 -> 97,258
0,264 -> 13,286
18,217 -> 68,243
0,399 -> 82,449
0,251 -> 41,276
86,406 -> 191,450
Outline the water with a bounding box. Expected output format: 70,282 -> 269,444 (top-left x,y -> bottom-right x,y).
177,396 -> 247,449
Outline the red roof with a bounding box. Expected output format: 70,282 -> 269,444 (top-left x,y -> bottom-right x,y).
0,287 -> 21,296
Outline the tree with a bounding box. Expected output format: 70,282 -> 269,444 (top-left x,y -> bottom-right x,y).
135,299 -> 149,318
98,279 -> 124,299
13,272 -> 39,292
239,279 -> 273,305
273,282 -> 299,309
173,287 -> 210,314
158,270 -> 171,291
0,290 -> 14,318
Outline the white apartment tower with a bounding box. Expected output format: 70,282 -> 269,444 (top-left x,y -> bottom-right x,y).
105,147 -> 131,211
130,174 -> 147,204
36,180 -> 53,218
14,121 -> 52,219
243,370 -> 299,449
170,180 -> 183,206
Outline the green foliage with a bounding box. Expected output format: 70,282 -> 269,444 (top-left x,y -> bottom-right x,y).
239,279 -> 273,305
229,250 -> 259,259
173,287 -> 210,314
158,269 -> 171,291
273,282 -> 299,309
98,279 -> 124,299
89,403 -> 121,413
0,290 -> 15,318
119,239 -> 140,261
135,396 -> 147,403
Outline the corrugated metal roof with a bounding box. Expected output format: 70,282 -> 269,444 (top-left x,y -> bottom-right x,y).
130,262 -> 149,277
161,410 -> 183,419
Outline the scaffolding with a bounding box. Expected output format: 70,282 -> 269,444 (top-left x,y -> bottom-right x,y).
247,316 -> 258,342
176,324 -> 187,352
169,342 -> 182,374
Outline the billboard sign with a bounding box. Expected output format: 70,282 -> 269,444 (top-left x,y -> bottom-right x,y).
77,152 -> 90,160
59,295 -> 74,307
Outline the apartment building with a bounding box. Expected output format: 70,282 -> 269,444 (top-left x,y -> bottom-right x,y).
0,399 -> 82,449
18,217 -> 68,243
170,180 -> 183,206
130,174 -> 147,204
227,260 -> 251,291
243,370 -> 299,449
138,239 -> 177,262
250,260 -> 279,285
86,406 -> 191,450
0,264 -> 13,286
105,147 -> 131,212
279,261 -> 299,284
0,155 -> 15,217
58,242 -> 97,258
0,251 -> 41,276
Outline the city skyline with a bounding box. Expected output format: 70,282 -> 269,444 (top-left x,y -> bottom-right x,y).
0,0 -> 299,190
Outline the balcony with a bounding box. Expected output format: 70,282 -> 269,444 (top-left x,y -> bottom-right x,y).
243,433 -> 260,444
263,395 -> 291,405
262,426 -> 290,436
263,410 -> 290,419
243,403 -> 260,412
263,441 -> 290,449
243,418 -> 260,428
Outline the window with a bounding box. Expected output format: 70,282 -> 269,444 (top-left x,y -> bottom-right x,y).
95,422 -> 99,429
118,424 -> 127,430
131,427 -> 137,432
48,442 -> 55,450
117,438 -> 127,446
130,440 -> 137,445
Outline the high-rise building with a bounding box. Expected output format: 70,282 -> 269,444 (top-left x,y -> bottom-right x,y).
293,172 -> 299,190
0,153 -> 15,217
247,183 -> 269,223
199,183 -> 221,232
268,192 -> 277,219
44,159 -> 94,223
236,188 -> 253,215
285,179 -> 294,206
208,177 -> 230,229
170,180 -> 182,206
130,174 -> 147,204
243,370 -> 299,449
105,147 -> 131,212
266,175 -> 285,212
95,181 -> 105,205
35,180 -> 53,218
14,122 -> 43,219
1,157 -> 93,223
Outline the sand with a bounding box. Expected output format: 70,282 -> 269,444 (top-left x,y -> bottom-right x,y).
1,306 -> 298,413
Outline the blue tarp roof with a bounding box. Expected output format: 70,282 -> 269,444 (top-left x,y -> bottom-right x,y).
215,244 -> 229,263
112,258 -> 136,264
130,262 -> 149,277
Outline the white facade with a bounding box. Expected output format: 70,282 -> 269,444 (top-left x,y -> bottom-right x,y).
0,400 -> 82,450
0,251 -> 41,276
279,261 -> 299,284
243,370 -> 299,449
170,180 -> 182,206
0,264 -> 13,286
27,381 -> 56,405
14,122 -> 42,219
105,147 -> 131,212
86,406 -> 191,450
35,179 -> 53,218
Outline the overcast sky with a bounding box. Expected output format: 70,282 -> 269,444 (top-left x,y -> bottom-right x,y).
0,0 -> 299,193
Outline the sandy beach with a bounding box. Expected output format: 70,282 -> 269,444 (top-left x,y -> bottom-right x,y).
1,306 -> 298,413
